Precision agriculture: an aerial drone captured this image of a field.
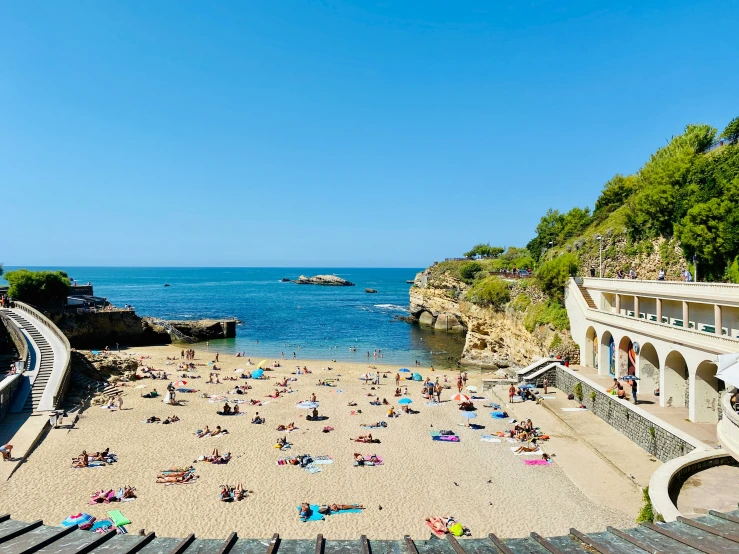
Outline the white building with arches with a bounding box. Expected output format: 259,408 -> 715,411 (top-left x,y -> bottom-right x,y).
565,277 -> 739,424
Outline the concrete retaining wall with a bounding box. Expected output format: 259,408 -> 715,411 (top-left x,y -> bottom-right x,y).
541,366 -> 709,462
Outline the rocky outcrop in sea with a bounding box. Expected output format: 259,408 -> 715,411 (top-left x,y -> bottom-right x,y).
295,275 -> 355,286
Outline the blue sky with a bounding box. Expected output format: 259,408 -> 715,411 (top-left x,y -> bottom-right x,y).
1,1 -> 737,267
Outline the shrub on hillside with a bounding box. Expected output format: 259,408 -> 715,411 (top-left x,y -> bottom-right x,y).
524,301 -> 570,332
535,254 -> 578,302
511,293 -> 531,312
459,262 -> 483,282
467,276 -> 510,310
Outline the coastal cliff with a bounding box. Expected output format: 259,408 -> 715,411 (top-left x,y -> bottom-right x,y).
409,267 -> 578,369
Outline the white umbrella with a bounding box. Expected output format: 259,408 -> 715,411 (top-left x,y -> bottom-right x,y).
717,354 -> 739,389
466,385 -> 478,393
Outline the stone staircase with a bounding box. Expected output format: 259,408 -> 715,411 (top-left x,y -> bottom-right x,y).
1,310 -> 54,413
577,283 -> 597,309
144,317 -> 197,343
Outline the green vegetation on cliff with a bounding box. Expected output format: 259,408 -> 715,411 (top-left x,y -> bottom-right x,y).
4,269 -> 71,308
523,118 -> 739,281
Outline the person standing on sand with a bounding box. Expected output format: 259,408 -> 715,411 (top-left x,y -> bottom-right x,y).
206,341 -> 210,350
462,372 -> 468,387
395,373 -> 400,387
457,376 -> 463,393
116,394 -> 123,410
509,384 -> 516,404
543,377 -> 548,395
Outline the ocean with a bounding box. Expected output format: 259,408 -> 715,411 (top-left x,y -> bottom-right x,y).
7,267 -> 465,368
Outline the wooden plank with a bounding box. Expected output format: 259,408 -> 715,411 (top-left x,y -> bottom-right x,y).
76,529 -> 117,554
266,533 -> 280,554
606,526 -> 667,554
16,524 -> 78,554
677,516 -> 739,544
315,534 -> 324,554
217,532 -> 238,554
568,529 -> 621,554
0,520 -> 43,544
361,535 -> 371,554
487,533 -> 517,554
641,522 -> 723,554
403,535 -> 419,554
170,533 -> 196,554
446,535 -> 468,554
120,532 -> 157,554
530,533 -> 565,554
709,510 -> 739,525
0,515 -> 10,523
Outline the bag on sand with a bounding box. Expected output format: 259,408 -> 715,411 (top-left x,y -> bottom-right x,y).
567,393 -> 574,400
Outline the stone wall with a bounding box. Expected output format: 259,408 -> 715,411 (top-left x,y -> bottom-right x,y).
0,374 -> 22,420
552,367 -> 697,462
0,312 -> 28,367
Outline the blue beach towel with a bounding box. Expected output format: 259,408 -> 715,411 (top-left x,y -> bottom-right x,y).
491,411 -> 507,419
298,504 -> 325,522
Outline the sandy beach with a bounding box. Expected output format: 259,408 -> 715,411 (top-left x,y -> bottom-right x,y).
0,345 -> 641,539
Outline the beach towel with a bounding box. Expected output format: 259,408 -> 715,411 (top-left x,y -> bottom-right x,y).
425,401 -> 441,407
524,459 -> 552,466
510,447 -> 543,456
483,403 -> 501,409
470,396 -> 487,400
480,436 -> 502,443
108,510 -> 131,527
311,456 -> 334,465
561,408 -> 587,412
430,431 -> 460,442
539,396 -> 555,399
333,507 -> 363,514
491,412 -> 507,419
90,519 -> 114,533
298,504 -> 325,522
304,464 -> 322,474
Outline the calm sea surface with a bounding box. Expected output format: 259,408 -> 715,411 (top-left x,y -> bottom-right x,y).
7,267 -> 464,368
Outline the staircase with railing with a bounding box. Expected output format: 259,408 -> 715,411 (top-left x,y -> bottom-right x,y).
144,317 -> 197,343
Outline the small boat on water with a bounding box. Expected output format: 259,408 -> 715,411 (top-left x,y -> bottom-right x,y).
406,280 -> 414,284
280,278 -> 291,282
164,284 -> 171,287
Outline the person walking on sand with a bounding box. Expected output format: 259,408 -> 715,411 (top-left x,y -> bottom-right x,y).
457,375 -> 463,393
509,384 -> 516,404
395,373 -> 400,387
462,372 -> 468,387
206,341 -> 210,350
116,394 -> 123,410
215,353 -> 219,363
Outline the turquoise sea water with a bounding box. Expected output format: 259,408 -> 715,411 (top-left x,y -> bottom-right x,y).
7,267 -> 464,368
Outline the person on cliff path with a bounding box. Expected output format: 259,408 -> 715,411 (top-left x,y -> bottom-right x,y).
658,269 -> 665,281
589,267 -> 596,277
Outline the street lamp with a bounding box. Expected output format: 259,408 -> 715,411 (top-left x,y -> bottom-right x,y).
596,236 -> 603,278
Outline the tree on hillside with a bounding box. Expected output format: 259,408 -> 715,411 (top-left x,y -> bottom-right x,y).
526,209 -> 564,261
5,269 -> 71,308
593,174 -> 637,221
463,243 -> 504,258
722,116 -> 739,143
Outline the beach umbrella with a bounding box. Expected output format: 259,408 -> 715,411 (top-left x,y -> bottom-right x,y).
461,411 -> 477,427
466,385 -> 478,393
297,401 -> 319,409
450,393 -> 471,402
397,398 -> 413,405
61,513 -> 95,529
252,369 -> 264,378
620,375 -> 640,380
717,354 -> 739,389
258,359 -> 267,368
174,380 -> 187,388
398,368 -> 411,373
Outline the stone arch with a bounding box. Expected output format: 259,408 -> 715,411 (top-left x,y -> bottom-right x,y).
599,331 -> 615,377
663,350 -> 688,408
638,342 -> 660,393
585,327 -> 597,369
618,335 -> 636,378
693,361 -> 721,423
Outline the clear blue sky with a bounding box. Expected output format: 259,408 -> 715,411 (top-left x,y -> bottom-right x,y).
1,1 -> 737,267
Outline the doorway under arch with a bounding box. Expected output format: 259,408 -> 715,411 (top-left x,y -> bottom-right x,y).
585,327 -> 598,369
618,336 -> 636,378
694,361 -> 721,423
664,350 -> 688,408
599,331 -> 615,377
638,342 -> 660,393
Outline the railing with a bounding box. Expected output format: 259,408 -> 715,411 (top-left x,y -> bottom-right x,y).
583,277 -> 739,307
705,137 -> 737,153
144,317 -> 197,343
718,391 -> 739,461
0,311 -> 29,370
10,301 -> 72,410
569,279 -> 739,353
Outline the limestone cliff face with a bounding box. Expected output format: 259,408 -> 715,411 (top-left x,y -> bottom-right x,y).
50,311 -> 171,349
410,270 -> 575,368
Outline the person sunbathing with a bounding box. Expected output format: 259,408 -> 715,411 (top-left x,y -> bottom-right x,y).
211,425 -> 228,436
276,422 -> 295,431
251,413 -> 264,424
367,454 -> 381,463
195,425 -> 210,438
233,405 -> 240,415
157,473 -> 195,483
248,399 -> 262,406
222,402 -> 232,414
425,516 -> 451,534
299,503 -> 312,518
276,436 -> 288,447
353,452 -> 365,464
514,445 -> 539,453
387,406 -> 396,418
382,398 -> 389,405
145,416 -> 161,423
459,401 -> 473,411
394,388 -> 402,397
219,485 -> 232,501
121,485 -> 136,499
232,482 -> 247,501
347,401 -> 358,406
90,448 -> 110,461
163,415 -> 180,424
351,434 -> 378,443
